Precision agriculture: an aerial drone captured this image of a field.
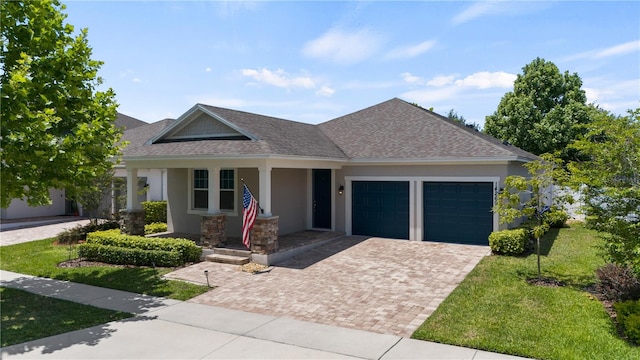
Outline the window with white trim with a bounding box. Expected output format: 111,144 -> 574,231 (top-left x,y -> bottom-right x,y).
190,168 -> 236,212
220,169 -> 235,211
193,169 -> 209,210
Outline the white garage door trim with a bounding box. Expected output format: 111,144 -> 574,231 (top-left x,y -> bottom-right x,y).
345,176 -> 500,241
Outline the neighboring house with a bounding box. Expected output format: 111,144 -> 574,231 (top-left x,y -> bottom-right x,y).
120,98 -> 536,247
1,113 -> 148,220
105,118 -> 176,216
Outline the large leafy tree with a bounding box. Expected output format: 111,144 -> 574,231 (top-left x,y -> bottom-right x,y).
484,58 -> 591,161
1,0 -> 122,208
568,106 -> 640,273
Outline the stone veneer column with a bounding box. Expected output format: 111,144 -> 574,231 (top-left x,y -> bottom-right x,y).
119,209 -> 145,236
201,214 -> 226,248
250,216 -> 279,254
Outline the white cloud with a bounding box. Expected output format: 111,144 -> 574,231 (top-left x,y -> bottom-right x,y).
205,67 -> 212,72
400,71 -> 516,108
241,68 -> 315,89
595,40 -> 640,58
454,71 -> 516,89
452,1 -> 502,25
562,40 -> 640,62
316,85 -> 335,97
302,28 -> 386,65
583,78 -> 640,114
452,1 -> 549,25
401,72 -> 423,84
427,75 -> 456,87
132,78 -> 142,83
386,40 -> 436,59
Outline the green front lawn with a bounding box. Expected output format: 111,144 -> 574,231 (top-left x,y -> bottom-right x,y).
0,238 -> 209,301
1,287 -> 132,347
413,224 -> 640,359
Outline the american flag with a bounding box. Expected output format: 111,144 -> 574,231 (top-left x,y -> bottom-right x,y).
242,184 -> 258,249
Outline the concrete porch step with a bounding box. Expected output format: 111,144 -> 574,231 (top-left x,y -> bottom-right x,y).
204,253 -> 250,265
213,247 -> 252,257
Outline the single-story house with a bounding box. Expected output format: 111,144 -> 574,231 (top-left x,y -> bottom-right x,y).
120,98 -> 535,254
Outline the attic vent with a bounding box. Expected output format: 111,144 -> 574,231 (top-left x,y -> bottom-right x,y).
159,112 -> 248,142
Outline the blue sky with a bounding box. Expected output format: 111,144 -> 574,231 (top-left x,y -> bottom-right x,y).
63,1 -> 639,128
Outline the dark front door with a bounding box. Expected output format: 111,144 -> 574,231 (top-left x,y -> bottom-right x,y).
312,169 -> 331,229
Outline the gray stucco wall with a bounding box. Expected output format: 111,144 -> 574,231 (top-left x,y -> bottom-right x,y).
272,168 -> 307,235
334,162 -> 528,234
1,188 -> 66,220
167,168 -> 201,233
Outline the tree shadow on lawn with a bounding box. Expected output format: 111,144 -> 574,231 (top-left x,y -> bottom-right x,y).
52,266 -> 176,298
537,227 -> 560,256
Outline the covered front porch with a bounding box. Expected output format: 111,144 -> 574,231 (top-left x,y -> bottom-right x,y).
121,157 -> 345,265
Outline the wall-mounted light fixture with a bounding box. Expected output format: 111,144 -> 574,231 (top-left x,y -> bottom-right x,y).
338,185 -> 344,195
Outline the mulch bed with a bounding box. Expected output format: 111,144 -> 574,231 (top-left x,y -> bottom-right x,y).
57,258 -> 133,268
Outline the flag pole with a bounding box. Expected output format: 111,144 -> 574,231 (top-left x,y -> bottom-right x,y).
240,178 -> 264,214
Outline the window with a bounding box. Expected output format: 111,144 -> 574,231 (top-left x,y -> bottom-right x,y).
220,169 -> 235,211
190,169 -> 236,212
193,169 -> 208,210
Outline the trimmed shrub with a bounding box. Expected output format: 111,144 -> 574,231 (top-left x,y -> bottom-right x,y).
489,228 -> 529,256
543,207 -> 569,228
87,230 -> 201,263
595,263 -> 640,301
56,220 -> 120,244
145,222 -> 168,235
613,300 -> 640,344
142,201 -> 167,224
78,243 -> 182,267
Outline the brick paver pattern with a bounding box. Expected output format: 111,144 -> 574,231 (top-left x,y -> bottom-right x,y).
165,237 -> 489,337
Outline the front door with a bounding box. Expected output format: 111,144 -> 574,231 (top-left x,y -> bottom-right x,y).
312,169 -> 331,229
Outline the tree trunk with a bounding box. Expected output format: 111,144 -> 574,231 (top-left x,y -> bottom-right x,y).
537,237 -> 541,281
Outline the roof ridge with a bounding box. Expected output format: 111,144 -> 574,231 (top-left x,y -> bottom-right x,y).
399,98 -> 538,160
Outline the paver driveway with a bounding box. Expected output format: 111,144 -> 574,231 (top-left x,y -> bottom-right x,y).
164,236 -> 489,337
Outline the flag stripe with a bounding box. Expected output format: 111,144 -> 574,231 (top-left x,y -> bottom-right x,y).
242,184 -> 258,249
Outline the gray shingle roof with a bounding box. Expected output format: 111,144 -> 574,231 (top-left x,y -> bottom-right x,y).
124,105 -> 347,159
115,112 -> 147,130
121,119 -> 176,155
319,98 -> 537,161
122,98 -> 536,162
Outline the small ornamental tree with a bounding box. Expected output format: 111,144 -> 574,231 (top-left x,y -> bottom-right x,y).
493,154 -> 569,281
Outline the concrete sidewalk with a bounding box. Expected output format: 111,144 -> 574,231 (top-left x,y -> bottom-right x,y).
0,270 -> 528,360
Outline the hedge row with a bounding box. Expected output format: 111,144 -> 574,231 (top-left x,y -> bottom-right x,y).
145,222 -> 168,235
142,201 -> 167,224
489,208 -> 569,256
85,230 -> 201,264
78,243 -> 182,267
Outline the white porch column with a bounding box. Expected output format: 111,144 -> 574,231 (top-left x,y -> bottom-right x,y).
208,167 -> 220,214
258,165 -> 272,217
126,168 -> 141,210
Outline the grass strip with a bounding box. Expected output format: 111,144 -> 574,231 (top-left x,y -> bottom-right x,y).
0,287 -> 132,347
412,224 -> 640,359
0,238 -> 209,301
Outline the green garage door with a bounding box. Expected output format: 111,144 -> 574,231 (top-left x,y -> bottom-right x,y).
423,182 -> 493,245
352,181 -> 409,240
